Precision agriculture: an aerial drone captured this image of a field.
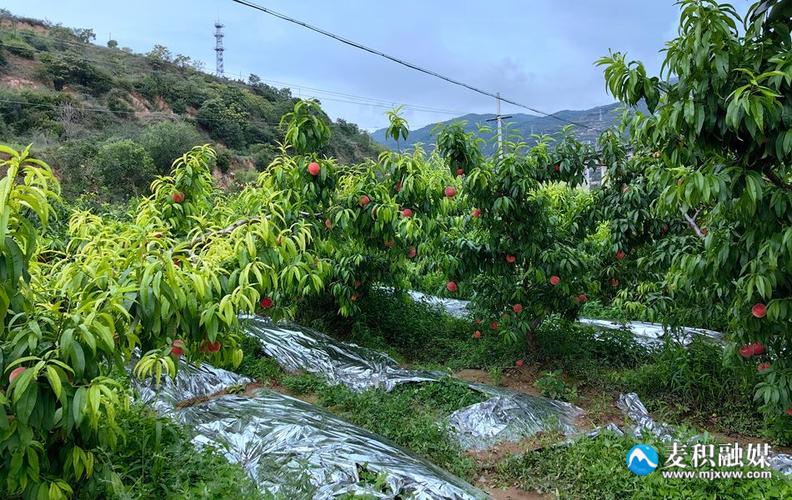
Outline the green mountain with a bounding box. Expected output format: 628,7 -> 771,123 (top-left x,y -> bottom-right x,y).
371,102 -> 631,153
0,10 -> 381,201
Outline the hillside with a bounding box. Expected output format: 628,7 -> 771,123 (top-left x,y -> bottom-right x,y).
0,11 -> 381,201
372,102 -> 634,153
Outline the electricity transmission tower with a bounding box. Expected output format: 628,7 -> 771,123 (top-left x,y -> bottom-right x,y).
214,22 -> 225,77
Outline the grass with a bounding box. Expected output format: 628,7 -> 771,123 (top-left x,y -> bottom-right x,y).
234,338 -> 484,480
297,288 -> 523,371
81,404 -> 267,499
316,379 -> 485,479
613,337 -> 765,440
532,315 -> 772,442
495,431 -> 792,500
235,291 -> 784,497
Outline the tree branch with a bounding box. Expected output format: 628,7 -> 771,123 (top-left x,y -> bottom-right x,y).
762,166 -> 792,191
182,211 -> 322,251
184,217 -> 262,250
680,207 -> 705,240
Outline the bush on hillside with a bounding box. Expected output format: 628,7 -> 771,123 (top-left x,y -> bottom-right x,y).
1,34 -> 35,58
214,148 -> 233,174
196,97 -> 249,149
53,138 -> 100,197
139,120 -> 203,174
0,88 -> 70,135
105,88 -> 134,117
92,139 -> 157,200
250,143 -> 279,171
39,51 -> 113,95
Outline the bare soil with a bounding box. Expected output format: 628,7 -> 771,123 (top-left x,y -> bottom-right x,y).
0,75 -> 42,89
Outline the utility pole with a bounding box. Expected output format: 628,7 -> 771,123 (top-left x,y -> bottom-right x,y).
496,93 -> 503,157
486,92 -> 511,160
214,22 -> 225,78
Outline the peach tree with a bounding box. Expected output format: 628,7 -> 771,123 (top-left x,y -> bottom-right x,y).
261,101 -> 453,316
597,0 -> 792,428
591,130 -> 718,326
434,123 -> 601,346
0,141 -> 333,497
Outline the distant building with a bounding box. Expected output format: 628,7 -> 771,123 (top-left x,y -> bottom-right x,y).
584,165 -> 605,189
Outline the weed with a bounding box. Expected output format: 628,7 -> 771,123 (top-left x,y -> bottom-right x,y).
235,334 -> 284,385
316,378 -> 484,479
495,431 -> 792,499
617,337 -> 765,439
534,370 -> 578,403
299,288 -> 521,371
488,366 -> 504,386
81,404 -> 266,499
282,373 -> 326,395
534,315 -> 649,379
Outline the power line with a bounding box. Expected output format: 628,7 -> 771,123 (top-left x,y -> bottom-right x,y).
228,0 -> 593,130
7,24 -> 547,130
232,73 -> 470,116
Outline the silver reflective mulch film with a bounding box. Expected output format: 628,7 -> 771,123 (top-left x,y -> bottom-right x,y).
242,315 -> 583,450
241,314 -> 445,392
578,318 -> 724,348
173,389 -> 488,499
394,289 -> 723,348
406,290 -> 472,319
617,393 -> 792,476
617,392 -> 678,442
448,391 -> 582,450
132,355 -> 252,414
132,357 -> 487,499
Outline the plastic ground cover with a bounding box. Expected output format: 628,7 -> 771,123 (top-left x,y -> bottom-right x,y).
392,288 -> 725,348
448,391 -> 581,450
242,314 -> 443,392
242,315 -> 583,450
615,392 -> 792,475
131,358 -> 486,499
173,389 -> 487,499
578,318 -> 724,347
132,353 -> 252,414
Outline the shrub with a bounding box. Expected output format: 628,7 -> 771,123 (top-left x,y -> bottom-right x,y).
250,143 -> 279,172
80,405 -> 263,499
139,121 -> 203,174
2,35 -> 35,59
39,51 -> 113,95
0,88 -> 69,135
51,138 -> 100,197
196,97 -> 249,149
105,88 -> 133,117
91,139 -> 157,200
214,148 -> 233,174
19,31 -> 50,51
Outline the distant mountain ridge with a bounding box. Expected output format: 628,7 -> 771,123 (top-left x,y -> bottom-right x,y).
371,102 -> 633,153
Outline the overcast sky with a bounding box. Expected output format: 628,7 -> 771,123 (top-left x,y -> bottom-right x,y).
4,1 -> 753,131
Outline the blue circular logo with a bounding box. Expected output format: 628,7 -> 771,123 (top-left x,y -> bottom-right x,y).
626,444 -> 659,476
